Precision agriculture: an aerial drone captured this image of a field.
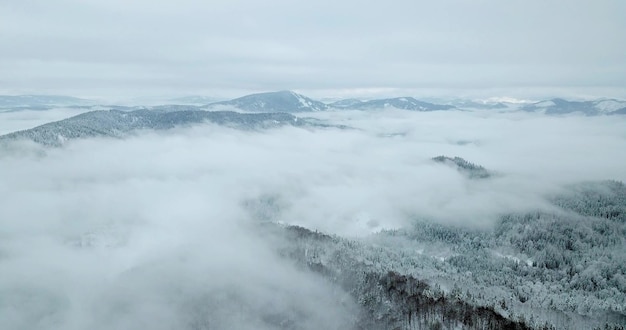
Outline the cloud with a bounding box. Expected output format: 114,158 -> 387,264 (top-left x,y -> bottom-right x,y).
0,127 -> 363,329
0,107 -> 89,135
1,0 -> 625,98
0,109 -> 625,328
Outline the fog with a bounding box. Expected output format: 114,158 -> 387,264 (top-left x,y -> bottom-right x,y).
1,109 -> 625,328
0,107 -> 90,135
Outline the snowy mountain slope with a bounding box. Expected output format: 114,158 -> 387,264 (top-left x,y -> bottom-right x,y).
258,179 -> 626,330
206,91 -> 329,113
263,224 -> 533,330
0,109 -> 308,147
594,99 -> 626,114
522,98 -> 626,115
610,107 -> 626,115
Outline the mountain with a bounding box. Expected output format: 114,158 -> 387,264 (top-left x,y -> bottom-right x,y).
263,224 -> 533,330
345,97 -> 455,111
261,179 -> 626,329
0,95 -> 92,109
521,98 -> 626,115
610,107 -> 626,115
328,98 -> 365,109
0,109 -> 309,147
206,91 -> 329,113
591,99 -> 626,114
447,99 -> 509,110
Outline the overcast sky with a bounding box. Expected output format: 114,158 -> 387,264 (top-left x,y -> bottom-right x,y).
1,0 -> 625,100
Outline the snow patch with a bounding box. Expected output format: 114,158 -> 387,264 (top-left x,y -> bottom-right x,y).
594,100 -> 626,113
480,97 -> 533,104
294,93 -> 311,108
492,251 -> 532,266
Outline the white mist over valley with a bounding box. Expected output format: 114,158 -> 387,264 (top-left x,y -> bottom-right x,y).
1,92 -> 625,329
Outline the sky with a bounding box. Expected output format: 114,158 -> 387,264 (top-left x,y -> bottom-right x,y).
1,0 -> 625,100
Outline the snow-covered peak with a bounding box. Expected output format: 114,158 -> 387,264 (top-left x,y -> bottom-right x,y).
206,91 -> 328,113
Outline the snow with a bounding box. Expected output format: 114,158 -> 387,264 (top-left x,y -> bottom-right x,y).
594,100 -> 626,113
293,92 -> 312,108
492,251 -> 532,266
56,134 -> 68,144
480,96 -> 533,104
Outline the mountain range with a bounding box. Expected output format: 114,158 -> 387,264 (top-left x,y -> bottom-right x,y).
0,109 -> 310,147
330,97 -> 456,111
521,98 -> 626,115
2,92 -> 626,115
1,93 -> 625,329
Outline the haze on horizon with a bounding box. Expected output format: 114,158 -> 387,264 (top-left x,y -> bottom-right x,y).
1,0 -> 625,101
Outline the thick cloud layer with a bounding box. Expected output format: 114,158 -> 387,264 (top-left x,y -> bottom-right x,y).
0,109 -> 625,328
1,0 -> 625,99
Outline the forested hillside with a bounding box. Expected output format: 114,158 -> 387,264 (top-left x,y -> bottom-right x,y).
258,180 -> 626,329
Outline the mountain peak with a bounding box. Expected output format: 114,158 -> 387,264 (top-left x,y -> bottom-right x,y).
206,91 -> 328,113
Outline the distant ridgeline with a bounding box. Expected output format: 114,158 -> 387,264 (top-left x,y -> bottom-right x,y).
329,97 -> 455,111
2,92 -> 626,115
258,179 -> 626,330
521,98 -> 626,116
0,109 -> 317,147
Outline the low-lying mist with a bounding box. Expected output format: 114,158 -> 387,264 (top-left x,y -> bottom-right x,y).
1,108 -> 625,329
0,107 -> 90,135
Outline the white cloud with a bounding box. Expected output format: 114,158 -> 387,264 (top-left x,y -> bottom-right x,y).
0,107 -> 90,135
0,109 -> 625,328
1,0 -> 624,99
